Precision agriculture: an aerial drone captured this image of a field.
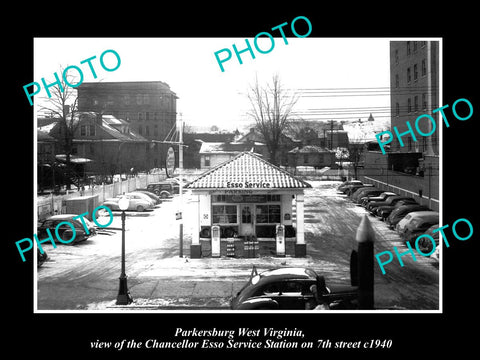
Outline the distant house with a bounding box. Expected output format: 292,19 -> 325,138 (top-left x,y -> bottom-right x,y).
288,146 -> 336,169
198,141 -> 266,169
236,128 -> 300,165
183,131 -> 236,169
39,112 -> 151,179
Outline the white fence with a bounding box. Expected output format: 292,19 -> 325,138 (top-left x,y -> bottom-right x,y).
37,173 -> 167,221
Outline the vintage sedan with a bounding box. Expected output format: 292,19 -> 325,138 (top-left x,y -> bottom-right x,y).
396,211 -> 439,238
367,196 -> 415,215
230,267 -> 358,310
361,192 -> 397,208
133,190 -> 162,204
37,214 -> 97,244
400,212 -> 440,242
103,195 -> 153,212
376,198 -> 418,220
337,180 -> 363,193
386,204 -> 431,229
352,188 -> 383,204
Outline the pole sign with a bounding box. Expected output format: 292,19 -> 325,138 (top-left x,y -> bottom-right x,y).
166,147 -> 175,177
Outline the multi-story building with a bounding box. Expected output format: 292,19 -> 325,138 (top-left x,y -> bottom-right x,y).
359,41 -> 440,211
77,81 -> 178,168
390,41 -> 439,154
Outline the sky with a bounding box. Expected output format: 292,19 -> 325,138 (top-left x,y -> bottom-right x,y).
34,37 -> 392,132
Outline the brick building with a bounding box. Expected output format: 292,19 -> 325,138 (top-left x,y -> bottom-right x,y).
77,81 -> 177,168
360,41 -> 440,211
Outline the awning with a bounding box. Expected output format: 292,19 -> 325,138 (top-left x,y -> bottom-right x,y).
55,154 -> 93,164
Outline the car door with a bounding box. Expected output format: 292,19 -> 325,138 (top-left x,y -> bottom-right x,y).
262,280 -> 306,309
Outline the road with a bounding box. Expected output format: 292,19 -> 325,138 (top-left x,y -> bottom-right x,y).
36,181 -> 439,311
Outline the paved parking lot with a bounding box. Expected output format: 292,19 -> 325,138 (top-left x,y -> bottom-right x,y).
36,181 -> 439,311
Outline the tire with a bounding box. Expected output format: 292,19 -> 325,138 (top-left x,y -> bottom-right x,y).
136,205 -> 144,212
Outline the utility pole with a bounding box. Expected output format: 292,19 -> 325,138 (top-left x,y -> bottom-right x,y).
330,120 -> 334,150
178,113 -> 184,257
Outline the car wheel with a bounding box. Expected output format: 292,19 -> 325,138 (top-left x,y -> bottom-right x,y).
160,192 -> 169,199
417,237 -> 434,254
136,205 -> 144,212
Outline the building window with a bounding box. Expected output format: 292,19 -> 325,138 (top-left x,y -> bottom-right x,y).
123,95 -> 130,105
154,112 -> 159,121
143,94 -> 150,104
145,126 -> 150,136
422,59 -> 427,76
80,125 -> 87,136
256,205 -> 281,224
138,112 -> 143,121
422,93 -> 427,110
125,112 -> 130,121
204,156 -> 210,167
394,49 -> 399,65
212,205 -> 237,224
414,96 -> 419,112
136,94 -> 143,105
395,74 -> 399,88
303,154 -> 309,164
154,124 -> 158,136
138,126 -> 143,135
414,64 -> 418,81
408,98 -> 412,113
89,124 -> 95,136
413,41 -> 417,53
395,102 -> 400,116
407,41 -> 411,56
407,67 -> 411,83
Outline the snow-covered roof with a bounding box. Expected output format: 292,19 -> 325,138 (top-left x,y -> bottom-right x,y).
187,152 -> 311,190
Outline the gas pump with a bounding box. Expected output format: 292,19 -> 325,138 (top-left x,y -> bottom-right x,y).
211,225 -> 221,257
276,224 -> 285,256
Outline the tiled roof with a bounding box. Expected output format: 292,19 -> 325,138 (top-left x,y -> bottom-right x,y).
187,152 -> 311,190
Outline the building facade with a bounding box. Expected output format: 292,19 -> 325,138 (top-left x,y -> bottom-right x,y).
390,41 -> 439,154
186,152 -> 311,258
77,81 -> 177,168
360,41 -> 440,211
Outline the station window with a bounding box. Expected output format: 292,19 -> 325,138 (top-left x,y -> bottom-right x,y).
256,205 -> 281,224
212,205 -> 237,224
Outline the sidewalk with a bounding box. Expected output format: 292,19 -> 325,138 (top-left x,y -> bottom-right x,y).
82,255 -> 327,311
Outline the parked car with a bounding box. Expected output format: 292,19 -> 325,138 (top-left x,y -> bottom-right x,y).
103,196 -> 153,212
146,182 -> 175,198
400,211 -> 440,242
386,204 -> 431,229
376,198 -> 418,220
37,248 -> 48,267
337,180 -> 362,193
345,183 -> 374,196
123,192 -> 156,206
396,211 -> 439,238
133,190 -> 162,204
351,188 -> 383,204
164,177 -> 189,194
361,192 -> 397,208
230,266 -> 358,310
367,196 -> 415,215
37,214 -> 97,244
416,224 -> 440,254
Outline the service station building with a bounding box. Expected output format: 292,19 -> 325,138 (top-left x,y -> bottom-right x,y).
186,152 -> 311,258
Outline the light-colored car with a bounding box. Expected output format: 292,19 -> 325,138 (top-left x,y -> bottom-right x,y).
103,195 -> 153,212
396,211 -> 439,238
123,192 -> 156,206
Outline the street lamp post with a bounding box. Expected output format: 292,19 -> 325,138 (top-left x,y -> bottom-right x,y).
116,196 -> 133,305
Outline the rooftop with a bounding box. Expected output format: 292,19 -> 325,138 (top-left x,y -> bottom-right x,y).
186,152 -> 311,190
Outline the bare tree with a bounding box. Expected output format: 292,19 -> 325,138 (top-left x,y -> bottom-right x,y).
247,74 -> 298,165
40,66 -> 81,190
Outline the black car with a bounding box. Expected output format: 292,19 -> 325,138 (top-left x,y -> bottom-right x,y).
352,188 -> 383,204
230,266 -> 358,310
366,196 -> 414,215
361,192 -> 397,208
376,198 -> 418,220
37,214 -> 97,244
146,182 -> 174,198
386,204 -> 430,229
